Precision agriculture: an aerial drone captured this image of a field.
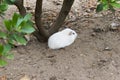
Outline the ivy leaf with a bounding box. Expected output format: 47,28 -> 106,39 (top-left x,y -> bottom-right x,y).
0,59 -> 7,67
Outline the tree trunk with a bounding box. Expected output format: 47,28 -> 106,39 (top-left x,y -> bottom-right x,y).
35,0 -> 49,41
34,0 -> 74,42
33,29 -> 48,42
49,0 -> 74,35
14,0 -> 26,16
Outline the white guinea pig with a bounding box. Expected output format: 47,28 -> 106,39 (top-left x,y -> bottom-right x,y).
48,28 -> 77,49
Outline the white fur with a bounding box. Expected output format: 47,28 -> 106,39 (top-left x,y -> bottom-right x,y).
48,28 -> 77,49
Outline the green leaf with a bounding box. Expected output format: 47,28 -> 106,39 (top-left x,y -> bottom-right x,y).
8,34 -> 15,45
13,34 -> 27,45
16,18 -> 23,28
110,2 -> 120,8
4,20 -> 12,31
3,44 -> 11,54
5,0 -> 16,4
23,13 -> 32,22
0,3 -> 8,12
110,0 -> 116,2
12,13 -> 21,27
0,32 -> 7,39
6,54 -> 14,59
21,22 -> 35,33
0,59 -> 7,67
96,3 -> 104,12
101,0 -> 108,4
103,4 -> 109,10
8,38 -> 14,45
0,44 -> 4,54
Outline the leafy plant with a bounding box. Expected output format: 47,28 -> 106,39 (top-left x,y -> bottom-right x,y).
0,0 -> 8,16
1,13 -> 35,45
96,0 -> 120,12
0,0 -> 16,17
0,44 -> 13,67
0,13 -> 35,67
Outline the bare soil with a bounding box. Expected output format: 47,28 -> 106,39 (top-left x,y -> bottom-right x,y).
1,0 -> 120,80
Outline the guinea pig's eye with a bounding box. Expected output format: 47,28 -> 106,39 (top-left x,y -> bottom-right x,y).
69,31 -> 75,35
72,32 -> 75,35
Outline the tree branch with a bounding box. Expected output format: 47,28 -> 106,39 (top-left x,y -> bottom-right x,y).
14,0 -> 26,16
35,0 -> 49,39
49,0 -> 74,35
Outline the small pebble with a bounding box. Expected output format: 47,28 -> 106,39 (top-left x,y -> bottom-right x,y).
65,66 -> 69,69
91,32 -> 96,36
110,22 -> 119,27
93,14 -> 103,18
104,47 -> 112,51
109,22 -> 119,31
20,75 -> 30,80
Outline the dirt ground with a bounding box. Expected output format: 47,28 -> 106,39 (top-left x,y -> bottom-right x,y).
1,0 -> 120,80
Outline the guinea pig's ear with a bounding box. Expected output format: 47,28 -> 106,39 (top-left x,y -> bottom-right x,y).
68,31 -> 74,35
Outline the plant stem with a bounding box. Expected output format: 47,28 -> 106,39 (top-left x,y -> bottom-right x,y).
49,0 -> 75,35
14,0 -> 26,16
35,0 -> 49,38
